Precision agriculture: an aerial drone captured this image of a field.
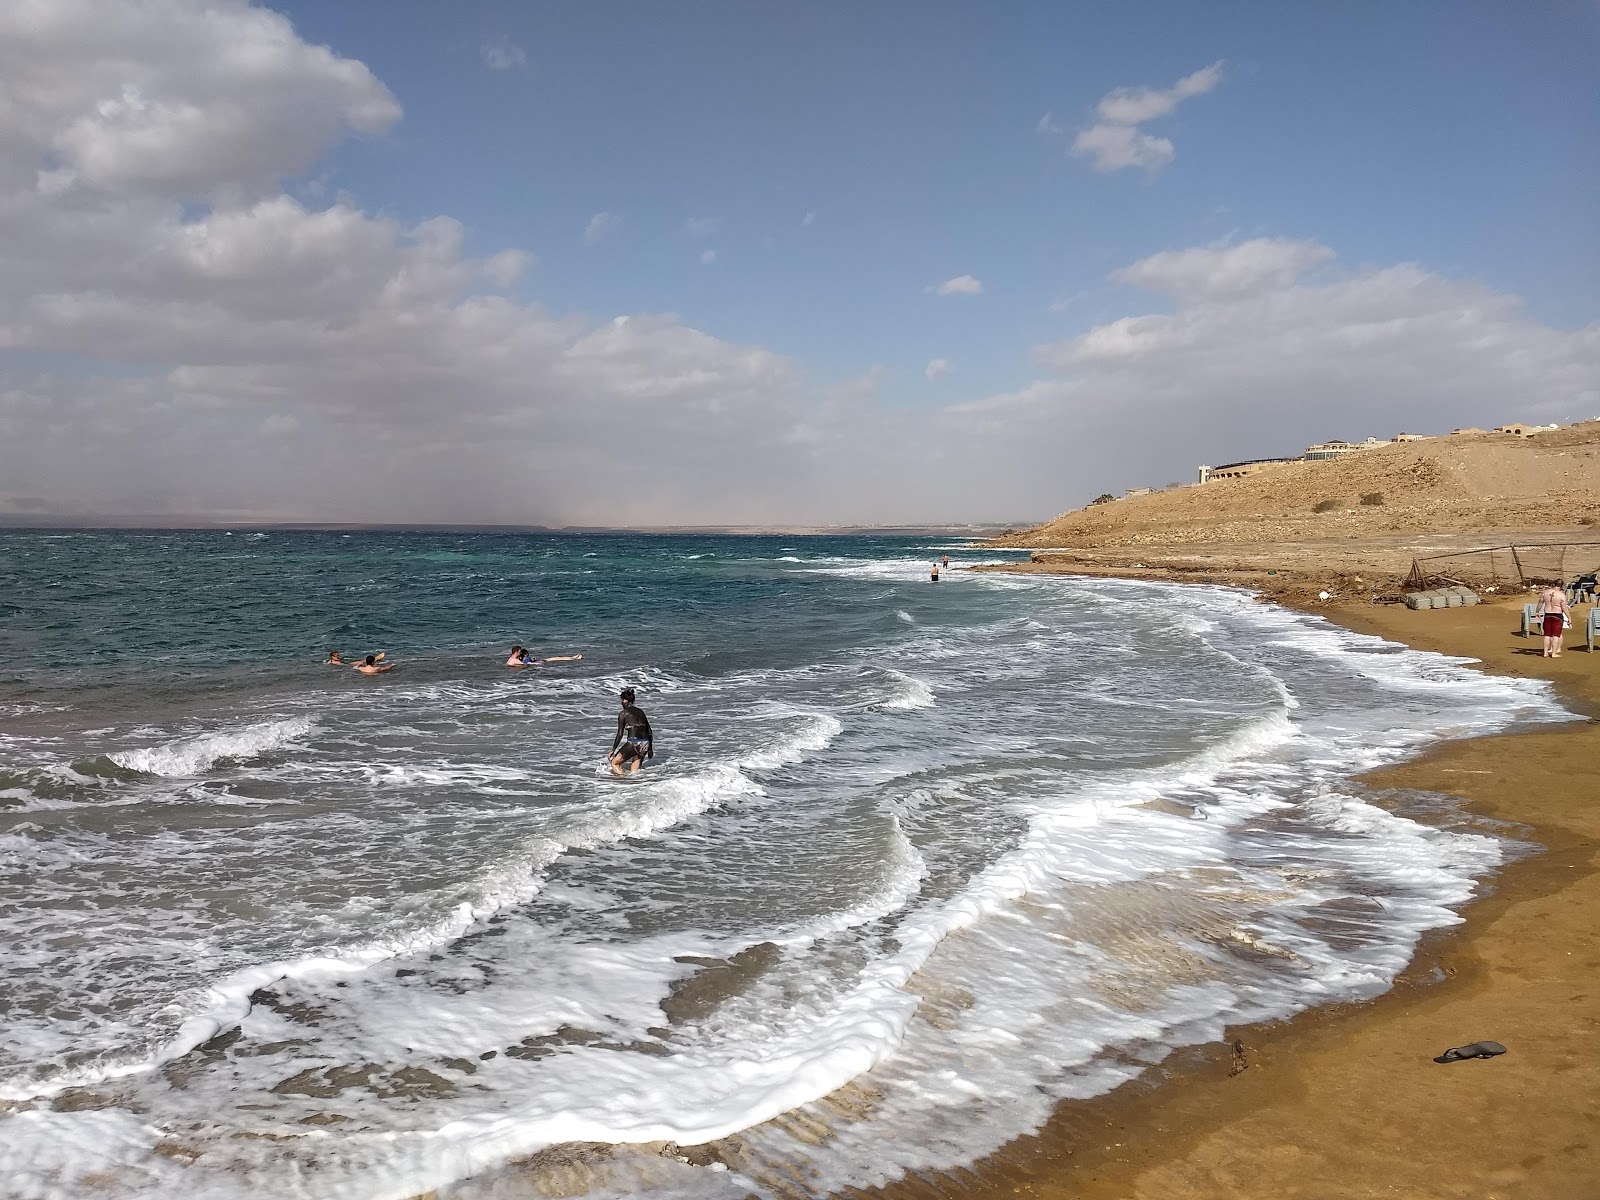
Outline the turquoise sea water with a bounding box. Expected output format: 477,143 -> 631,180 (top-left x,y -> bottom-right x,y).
0,531 -> 1567,1199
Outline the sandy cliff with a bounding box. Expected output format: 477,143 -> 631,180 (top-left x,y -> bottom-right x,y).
995,423 -> 1600,550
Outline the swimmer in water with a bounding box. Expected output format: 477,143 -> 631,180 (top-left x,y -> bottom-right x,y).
505,645 -> 583,667
930,561 -> 940,582
941,553 -> 949,569
326,650 -> 345,664
607,687 -> 654,775
353,654 -> 393,675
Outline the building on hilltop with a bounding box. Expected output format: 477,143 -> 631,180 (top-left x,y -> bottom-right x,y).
1392,432 -> 1433,442
1304,437 -> 1390,460
1197,457 -> 1298,484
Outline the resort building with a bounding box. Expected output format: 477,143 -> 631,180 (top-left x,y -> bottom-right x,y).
1303,437 -> 1390,460
1196,458 -> 1297,484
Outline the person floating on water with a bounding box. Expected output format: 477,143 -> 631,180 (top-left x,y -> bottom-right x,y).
930,561 -> 940,583
331,649 -> 383,667
607,687 -> 654,775
505,644 -> 583,668
352,654 -> 393,675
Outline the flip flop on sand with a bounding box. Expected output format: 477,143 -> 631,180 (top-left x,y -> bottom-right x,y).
1433,1040 -> 1507,1064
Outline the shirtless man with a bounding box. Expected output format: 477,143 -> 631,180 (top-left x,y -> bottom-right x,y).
353,654 -> 393,675
505,645 -> 583,668
1536,582 -> 1570,658
607,688 -> 654,775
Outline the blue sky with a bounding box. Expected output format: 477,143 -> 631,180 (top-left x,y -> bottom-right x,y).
0,1 -> 1596,523
280,0 -> 1597,377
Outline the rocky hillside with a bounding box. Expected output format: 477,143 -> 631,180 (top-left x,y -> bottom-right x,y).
994,424 -> 1600,549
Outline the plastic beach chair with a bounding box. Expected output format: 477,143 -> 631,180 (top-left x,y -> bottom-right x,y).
1589,608 -> 1600,652
1522,603 -> 1538,637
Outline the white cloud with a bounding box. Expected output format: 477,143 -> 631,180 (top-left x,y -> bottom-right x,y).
480,35 -> 527,71
954,242 -> 1598,487
0,0 -> 871,525
700,249 -> 717,264
1071,123 -> 1176,173
481,248 -> 530,288
683,216 -> 721,237
1111,237 -> 1334,303
934,274 -> 983,297
800,211 -> 815,228
1069,62 -> 1222,174
584,210 -> 619,243
1036,111 -> 1064,136
924,358 -> 953,381
0,0 -> 400,199
1095,62 -> 1223,126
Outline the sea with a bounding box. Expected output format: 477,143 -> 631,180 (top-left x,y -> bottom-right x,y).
0,530 -> 1568,1199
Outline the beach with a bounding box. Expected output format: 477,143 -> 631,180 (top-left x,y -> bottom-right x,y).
877,576 -> 1599,1200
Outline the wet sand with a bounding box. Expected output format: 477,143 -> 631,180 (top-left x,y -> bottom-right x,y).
858,582 -> 1598,1200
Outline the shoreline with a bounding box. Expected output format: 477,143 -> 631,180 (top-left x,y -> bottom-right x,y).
847,565 -> 1597,1200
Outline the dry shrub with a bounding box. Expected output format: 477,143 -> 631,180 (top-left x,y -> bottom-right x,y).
1312,498 -> 1342,513
1360,492 -> 1385,506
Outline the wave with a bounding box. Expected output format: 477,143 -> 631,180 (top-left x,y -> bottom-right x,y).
880,670 -> 935,711
738,711 -> 843,771
107,717 -> 314,777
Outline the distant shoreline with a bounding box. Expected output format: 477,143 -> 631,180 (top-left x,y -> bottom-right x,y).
0,519 -> 1027,537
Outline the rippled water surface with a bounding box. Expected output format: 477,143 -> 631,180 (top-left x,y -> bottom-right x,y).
0,530 -> 1566,1199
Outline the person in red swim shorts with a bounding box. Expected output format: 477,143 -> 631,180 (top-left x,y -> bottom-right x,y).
1536,582 -> 1570,658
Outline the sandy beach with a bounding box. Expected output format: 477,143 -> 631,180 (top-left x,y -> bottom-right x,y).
861,577 -> 1599,1200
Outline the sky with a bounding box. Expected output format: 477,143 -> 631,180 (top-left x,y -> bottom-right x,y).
1,0 -> 1597,526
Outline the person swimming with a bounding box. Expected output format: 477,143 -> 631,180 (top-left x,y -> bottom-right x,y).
505,644 -> 583,667
607,687 -> 654,775
326,650 -> 344,664
353,654 -> 393,675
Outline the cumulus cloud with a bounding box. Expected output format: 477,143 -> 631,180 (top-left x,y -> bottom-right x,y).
953,241 -> 1598,502
584,210 -> 619,243
924,358 -> 953,381
1069,62 -> 1222,174
480,35 -> 527,71
933,275 -> 983,297
1111,237 -> 1334,303
0,0 -> 873,525
0,0 -> 399,199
